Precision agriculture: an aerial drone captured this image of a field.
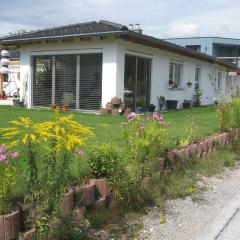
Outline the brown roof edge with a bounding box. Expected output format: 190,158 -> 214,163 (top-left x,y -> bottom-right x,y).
120,32 -> 237,72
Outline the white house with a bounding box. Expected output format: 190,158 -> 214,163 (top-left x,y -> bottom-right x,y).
0,20 -> 237,111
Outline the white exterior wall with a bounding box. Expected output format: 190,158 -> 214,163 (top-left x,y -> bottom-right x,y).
19,37 -> 228,110
19,37 -> 119,108
116,40 -> 227,109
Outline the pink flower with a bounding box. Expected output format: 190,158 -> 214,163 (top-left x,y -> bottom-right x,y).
76,150 -> 85,157
10,152 -> 19,158
0,154 -> 7,161
152,112 -> 159,119
0,144 -> 7,153
127,112 -> 136,122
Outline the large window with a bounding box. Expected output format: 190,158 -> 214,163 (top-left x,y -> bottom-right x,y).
218,71 -> 223,90
195,67 -> 201,90
32,53 -> 102,110
169,62 -> 183,88
124,55 -> 151,110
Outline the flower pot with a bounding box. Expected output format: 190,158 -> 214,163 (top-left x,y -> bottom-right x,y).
20,227 -> 36,240
111,98 -> 121,106
50,105 -> 57,111
13,100 -> 24,108
148,104 -> 156,112
166,100 -> 178,110
187,82 -> 192,88
89,179 -> 110,198
182,102 -> 191,108
61,105 -> 69,112
111,109 -> 120,116
0,208 -> 20,240
193,101 -> 201,107
61,189 -> 74,214
73,184 -> 96,207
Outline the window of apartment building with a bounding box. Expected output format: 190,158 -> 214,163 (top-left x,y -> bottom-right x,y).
185,45 -> 201,52
218,71 -> 223,90
169,62 -> 183,88
195,67 -> 201,90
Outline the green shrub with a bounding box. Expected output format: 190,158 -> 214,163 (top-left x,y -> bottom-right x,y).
122,112 -> 168,181
88,143 -> 120,179
217,102 -> 233,132
179,116 -> 198,147
232,98 -> 240,128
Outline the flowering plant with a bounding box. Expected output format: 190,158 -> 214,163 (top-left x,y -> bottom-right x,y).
122,112 -> 168,180
0,144 -> 19,215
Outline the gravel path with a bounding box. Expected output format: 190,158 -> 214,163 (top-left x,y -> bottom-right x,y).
137,165 -> 240,240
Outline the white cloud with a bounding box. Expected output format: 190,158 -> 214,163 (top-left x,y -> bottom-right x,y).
165,22 -> 200,37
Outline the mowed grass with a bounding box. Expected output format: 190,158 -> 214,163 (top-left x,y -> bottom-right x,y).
0,105 -> 218,145
0,105 -> 219,198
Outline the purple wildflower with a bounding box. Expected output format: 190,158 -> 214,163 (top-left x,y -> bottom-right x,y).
127,112 -> 136,122
152,112 -> 159,120
10,152 -> 19,158
0,154 -> 7,162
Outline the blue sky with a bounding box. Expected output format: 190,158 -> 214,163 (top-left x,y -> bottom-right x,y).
0,0 -> 239,38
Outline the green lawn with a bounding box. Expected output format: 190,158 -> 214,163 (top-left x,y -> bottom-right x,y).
0,105 -> 219,201
0,105 -> 218,145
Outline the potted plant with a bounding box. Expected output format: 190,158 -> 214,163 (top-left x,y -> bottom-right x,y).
166,100 -> 178,110
193,89 -> 202,107
111,97 -> 121,106
158,96 -> 165,111
182,99 -> 192,108
0,144 -> 20,240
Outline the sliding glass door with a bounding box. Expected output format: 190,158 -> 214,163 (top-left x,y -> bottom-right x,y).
124,55 -> 151,110
32,53 -> 102,110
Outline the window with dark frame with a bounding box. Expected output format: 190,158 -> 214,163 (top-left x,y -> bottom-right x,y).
195,67 -> 201,90
169,62 -> 183,88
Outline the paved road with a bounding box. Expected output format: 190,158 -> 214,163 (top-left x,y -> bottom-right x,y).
217,209 -> 240,240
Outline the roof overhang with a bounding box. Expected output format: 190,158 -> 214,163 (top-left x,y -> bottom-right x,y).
0,30 -> 237,72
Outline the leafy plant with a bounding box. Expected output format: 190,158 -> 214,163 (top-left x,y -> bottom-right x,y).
88,143 -> 120,179
232,98 -> 240,128
0,144 -> 19,215
179,116 -> 197,147
217,102 -> 233,132
193,89 -> 202,106
122,112 -> 168,181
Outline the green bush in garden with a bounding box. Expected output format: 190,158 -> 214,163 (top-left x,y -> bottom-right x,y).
217,102 -> 234,132
122,112 -> 168,181
88,143 -> 120,179
232,98 -> 240,128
